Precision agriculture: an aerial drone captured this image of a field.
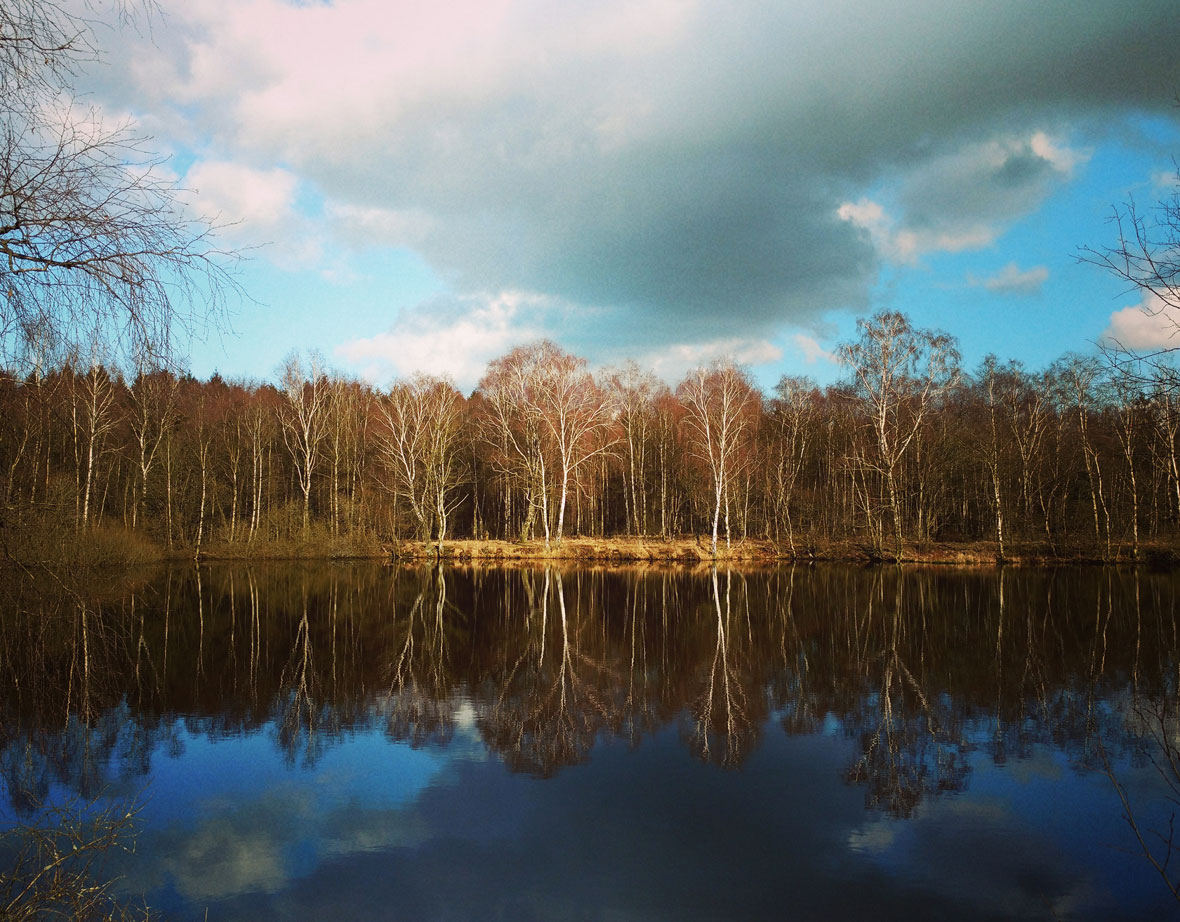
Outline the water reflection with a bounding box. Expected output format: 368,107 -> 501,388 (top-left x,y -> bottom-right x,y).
0,562 -> 1177,918
1,564 -> 1177,793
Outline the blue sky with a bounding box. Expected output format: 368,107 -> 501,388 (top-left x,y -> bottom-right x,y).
83,0 -> 1180,392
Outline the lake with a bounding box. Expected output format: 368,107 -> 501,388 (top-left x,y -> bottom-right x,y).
1,562 -> 1177,920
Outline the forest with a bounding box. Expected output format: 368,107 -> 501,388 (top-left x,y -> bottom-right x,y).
2,0 -> 1179,567
2,309 -> 1177,563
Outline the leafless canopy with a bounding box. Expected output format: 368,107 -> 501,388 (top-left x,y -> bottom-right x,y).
1082,182 -> 1180,318
0,0 -> 238,373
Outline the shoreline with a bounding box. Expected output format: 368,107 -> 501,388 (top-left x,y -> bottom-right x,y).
5,526 -> 1177,570
381,536 -> 1178,568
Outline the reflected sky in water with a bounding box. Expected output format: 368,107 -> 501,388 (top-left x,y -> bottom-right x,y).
1,563 -> 1176,920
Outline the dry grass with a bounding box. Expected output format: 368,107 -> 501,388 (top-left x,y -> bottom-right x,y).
392,536 -> 773,563
1,518 -> 164,571
392,536 -> 1180,567
196,524 -> 385,560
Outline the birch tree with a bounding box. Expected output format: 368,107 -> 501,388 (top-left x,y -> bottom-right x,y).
278,352 -> 330,534
126,367 -> 177,530
837,311 -> 960,559
532,343 -> 617,543
377,374 -> 466,553
978,356 -> 1008,560
767,375 -> 817,554
70,361 -> 120,528
677,360 -> 760,557
476,345 -> 550,543
476,342 -> 616,544
1055,354 -> 1111,558
608,361 -> 659,536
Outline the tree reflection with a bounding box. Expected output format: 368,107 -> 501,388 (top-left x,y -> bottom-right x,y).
274,586 -> 328,766
687,568 -> 757,767
381,565 -> 456,749
0,561 -> 1177,820
1100,692 -> 1180,901
1090,568 -> 1180,903
840,573 -> 972,817
480,568 -> 615,775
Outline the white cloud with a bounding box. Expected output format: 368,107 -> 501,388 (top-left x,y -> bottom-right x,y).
1029,131 -> 1084,175
967,262 -> 1049,295
184,160 -> 322,268
186,160 -> 297,227
326,202 -> 438,250
1101,292 -> 1180,350
633,337 -> 783,385
334,291 -> 549,391
139,0 -> 697,162
791,333 -> 836,365
836,196 -> 993,265
839,133 -> 1088,266
836,198 -> 919,265
1152,169 -> 1180,192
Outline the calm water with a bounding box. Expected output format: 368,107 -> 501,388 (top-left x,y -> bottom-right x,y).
2,563 -> 1179,920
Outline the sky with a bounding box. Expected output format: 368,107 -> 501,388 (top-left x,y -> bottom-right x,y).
81,0 -> 1180,392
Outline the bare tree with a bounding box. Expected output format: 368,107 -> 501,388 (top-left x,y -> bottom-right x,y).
0,0 -> 238,372
476,341 -> 616,545
531,343 -> 617,543
1148,364 -> 1180,524
994,362 -> 1053,535
651,389 -> 684,539
68,360 -> 121,529
677,360 -> 760,558
126,367 -> 177,530
476,345 -> 551,543
194,413 -> 211,550
0,795 -> 156,921
837,311 -> 960,559
1108,365 -> 1146,559
1082,176 -> 1180,328
1055,354 -> 1111,558
377,374 -> 466,554
608,361 -> 659,536
278,352 -> 330,535
977,357 -> 1008,560
767,375 -> 817,554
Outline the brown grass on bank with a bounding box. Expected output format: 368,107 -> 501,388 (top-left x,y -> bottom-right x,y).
390,535 -> 1180,567
391,535 -> 869,564
1,518 -> 164,571
394,536 -> 762,563
5,517 -> 1177,569
190,525 -> 386,561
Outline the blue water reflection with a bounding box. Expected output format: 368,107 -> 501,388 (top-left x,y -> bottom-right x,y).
0,563 -> 1176,920
106,719 -> 1169,921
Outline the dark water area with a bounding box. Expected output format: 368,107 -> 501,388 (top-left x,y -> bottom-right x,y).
1,562 -> 1179,920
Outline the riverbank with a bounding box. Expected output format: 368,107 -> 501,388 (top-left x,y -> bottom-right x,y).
0,519 -> 385,572
5,517 -> 1178,570
389,536 -> 1180,567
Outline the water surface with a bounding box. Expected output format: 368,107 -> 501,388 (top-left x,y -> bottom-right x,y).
1,563 -> 1177,920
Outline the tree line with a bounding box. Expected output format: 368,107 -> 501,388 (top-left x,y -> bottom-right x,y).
3,310 -> 1180,559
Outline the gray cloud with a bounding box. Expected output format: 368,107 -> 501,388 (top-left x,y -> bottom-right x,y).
87,0 -> 1180,354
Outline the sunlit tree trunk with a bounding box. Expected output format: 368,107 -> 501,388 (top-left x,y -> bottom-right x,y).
678,361 -> 760,558
278,352 -> 330,536
837,311 -> 960,561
